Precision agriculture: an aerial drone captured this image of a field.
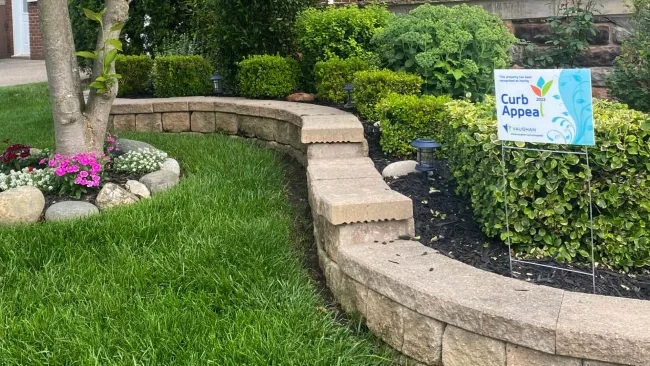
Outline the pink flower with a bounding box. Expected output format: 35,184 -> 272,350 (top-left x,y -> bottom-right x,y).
48,160 -> 56,167
79,171 -> 89,178
40,158 -> 47,164
92,175 -> 100,182
107,137 -> 115,143
54,154 -> 62,159
55,168 -> 66,177
108,147 -> 114,152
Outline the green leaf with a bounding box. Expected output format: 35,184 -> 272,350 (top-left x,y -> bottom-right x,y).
107,39 -> 123,51
89,81 -> 106,90
110,23 -> 125,32
541,80 -> 553,95
75,51 -> 97,59
83,8 -> 102,22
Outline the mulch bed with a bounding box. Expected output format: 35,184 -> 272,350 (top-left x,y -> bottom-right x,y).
365,123 -> 650,300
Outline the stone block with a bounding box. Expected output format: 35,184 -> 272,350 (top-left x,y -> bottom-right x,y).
309,178 -> 413,225
442,326 -> 506,366
162,112 -> 191,132
188,98 -> 215,111
275,121 -> 302,149
324,257 -> 368,315
107,115 -> 114,131
191,112 -> 216,133
590,67 -> 613,88
152,99 -> 189,112
514,23 -> 550,44
307,158 -> 381,181
238,115 -> 278,141
111,99 -> 153,114
337,240 -> 564,354
365,289 -> 404,351
307,142 -> 368,160
507,344 -> 581,366
402,308 -> 445,366
592,87 -> 610,100
301,115 -> 364,143
113,114 -> 135,131
612,25 -> 631,44
578,46 -> 621,67
590,25 -> 611,46
135,113 -> 162,132
215,112 -> 238,134
556,292 -> 650,365
583,361 -> 625,366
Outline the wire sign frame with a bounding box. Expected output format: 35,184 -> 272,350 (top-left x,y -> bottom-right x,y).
494,68 -> 597,293
500,143 -> 596,294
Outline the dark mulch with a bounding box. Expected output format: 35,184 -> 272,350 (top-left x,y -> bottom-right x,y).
365,123 -> 650,300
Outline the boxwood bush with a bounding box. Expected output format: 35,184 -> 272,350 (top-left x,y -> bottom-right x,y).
376,93 -> 451,156
152,56 -> 213,98
314,57 -> 373,105
353,69 -> 423,121
296,4 -> 392,89
115,55 -> 154,97
373,4 -> 516,100
442,98 -> 650,270
237,55 -> 299,99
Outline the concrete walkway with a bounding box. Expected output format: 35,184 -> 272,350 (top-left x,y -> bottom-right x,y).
0,58 -> 48,87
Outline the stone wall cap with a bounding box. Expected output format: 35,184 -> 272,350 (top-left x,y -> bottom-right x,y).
307,158 -> 381,181
301,115 -> 364,143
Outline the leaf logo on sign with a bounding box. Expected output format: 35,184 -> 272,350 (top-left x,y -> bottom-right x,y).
531,77 -> 554,117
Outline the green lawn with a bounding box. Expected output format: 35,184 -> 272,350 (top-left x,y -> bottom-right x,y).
0,83 -> 392,365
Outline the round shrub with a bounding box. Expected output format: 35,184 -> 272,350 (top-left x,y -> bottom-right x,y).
237,55 -> 299,99
352,69 -> 423,121
314,57 -> 374,105
152,56 -> 213,98
373,4 -> 517,100
377,93 -> 451,157
296,4 -> 392,89
116,55 -> 154,97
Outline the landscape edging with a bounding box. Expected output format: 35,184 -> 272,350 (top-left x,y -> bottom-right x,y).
110,97 -> 649,366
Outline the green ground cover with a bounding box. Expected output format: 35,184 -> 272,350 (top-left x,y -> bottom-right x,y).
0,83 -> 391,365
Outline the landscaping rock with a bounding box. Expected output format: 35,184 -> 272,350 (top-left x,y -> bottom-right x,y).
115,138 -> 156,156
44,201 -> 99,222
29,148 -> 42,156
161,158 -> 180,176
382,160 -> 418,178
95,183 -> 139,211
125,180 -> 151,199
0,186 -> 45,225
139,170 -> 179,194
287,93 -> 315,102
442,325 -> 506,366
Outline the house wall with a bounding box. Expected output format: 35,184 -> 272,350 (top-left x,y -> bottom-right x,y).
0,0 -> 8,58
5,0 -> 12,56
28,1 -> 41,60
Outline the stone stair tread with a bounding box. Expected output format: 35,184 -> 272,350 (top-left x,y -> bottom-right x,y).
307,158 -> 381,181
301,115 -> 364,143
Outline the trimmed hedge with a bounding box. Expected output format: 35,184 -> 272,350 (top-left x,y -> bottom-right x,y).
314,57 -> 373,105
237,55 -> 299,99
442,97 -> 650,269
152,56 -> 213,98
296,4 -> 392,89
115,55 -> 154,97
353,69 -> 423,121
376,93 -> 451,157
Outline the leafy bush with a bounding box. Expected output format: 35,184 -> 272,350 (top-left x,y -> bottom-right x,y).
152,56 -> 213,98
296,4 -> 392,88
113,148 -> 168,174
237,55 -> 299,99
373,4 -> 516,100
314,57 -> 373,104
194,0 -> 316,87
115,55 -> 154,97
608,0 -> 650,112
155,33 -> 200,57
376,93 -> 452,156
353,69 -> 423,121
442,98 -> 650,269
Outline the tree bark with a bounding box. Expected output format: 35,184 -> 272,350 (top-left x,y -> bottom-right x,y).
39,0 -> 129,155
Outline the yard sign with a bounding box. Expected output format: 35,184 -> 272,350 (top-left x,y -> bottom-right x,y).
495,69 -> 595,146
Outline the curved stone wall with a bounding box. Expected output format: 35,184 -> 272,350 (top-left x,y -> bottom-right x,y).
110,97 -> 650,366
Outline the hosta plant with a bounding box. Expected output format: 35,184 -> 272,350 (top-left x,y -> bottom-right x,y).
113,148 -> 167,174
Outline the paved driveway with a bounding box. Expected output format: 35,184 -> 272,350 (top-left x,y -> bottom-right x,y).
0,58 -> 48,87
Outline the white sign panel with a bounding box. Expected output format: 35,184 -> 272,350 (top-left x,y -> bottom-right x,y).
495,69 -> 595,146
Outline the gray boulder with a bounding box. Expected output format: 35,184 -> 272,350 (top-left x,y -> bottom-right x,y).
382,160 -> 418,178
125,180 -> 151,199
160,158 -> 181,176
115,138 -> 157,156
95,183 -> 139,211
45,201 -> 99,222
0,186 -> 45,225
140,170 -> 180,194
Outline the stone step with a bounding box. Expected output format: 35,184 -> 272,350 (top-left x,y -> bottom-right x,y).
301,114 -> 364,144
307,158 -> 381,181
306,141 -> 368,160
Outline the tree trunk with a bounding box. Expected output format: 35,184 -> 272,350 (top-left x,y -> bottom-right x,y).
39,0 -> 129,155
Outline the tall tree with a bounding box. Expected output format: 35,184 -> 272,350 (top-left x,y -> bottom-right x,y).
39,0 -> 129,155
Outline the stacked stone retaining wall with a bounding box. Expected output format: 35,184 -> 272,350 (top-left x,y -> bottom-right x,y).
110,97 -> 650,366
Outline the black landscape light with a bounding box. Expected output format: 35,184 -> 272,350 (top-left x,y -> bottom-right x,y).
343,83 -> 355,109
411,138 -> 442,173
210,74 -> 224,95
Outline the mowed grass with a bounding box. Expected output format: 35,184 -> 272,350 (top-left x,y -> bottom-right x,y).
0,83 -> 391,365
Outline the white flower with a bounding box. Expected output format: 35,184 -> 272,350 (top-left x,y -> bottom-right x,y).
113,148 -> 168,174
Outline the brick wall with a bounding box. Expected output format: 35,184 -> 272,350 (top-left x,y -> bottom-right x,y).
5,0 -> 12,56
28,1 -> 42,60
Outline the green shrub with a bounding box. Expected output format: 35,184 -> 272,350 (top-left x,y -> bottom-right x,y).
373,4 -> 516,100
237,55 -> 299,99
152,56 -> 213,98
296,4 -> 392,89
608,0 -> 650,112
115,55 -> 154,97
353,69 -> 423,121
314,57 -> 373,104
442,98 -> 650,270
376,93 -> 452,156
